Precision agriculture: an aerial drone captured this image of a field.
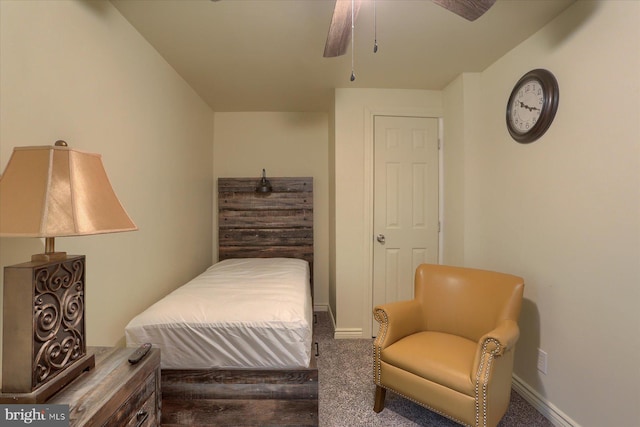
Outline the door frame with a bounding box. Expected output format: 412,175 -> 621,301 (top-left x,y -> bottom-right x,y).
362,108 -> 444,338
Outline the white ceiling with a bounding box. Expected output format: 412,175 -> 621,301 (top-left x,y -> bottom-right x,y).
111,0 -> 575,112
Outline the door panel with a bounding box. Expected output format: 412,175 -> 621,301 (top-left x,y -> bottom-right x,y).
372,116 -> 439,333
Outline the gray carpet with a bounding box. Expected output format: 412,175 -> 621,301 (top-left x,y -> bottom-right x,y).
314,311 -> 552,427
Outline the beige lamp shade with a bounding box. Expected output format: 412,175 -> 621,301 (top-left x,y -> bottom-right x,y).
0,144 -> 137,237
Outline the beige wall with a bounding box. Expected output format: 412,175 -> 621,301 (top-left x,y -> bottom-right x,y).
328,102 -> 337,319
212,112 -> 329,306
441,73 -> 482,267
447,1 -> 639,425
333,89 -> 443,337
0,0 -> 214,368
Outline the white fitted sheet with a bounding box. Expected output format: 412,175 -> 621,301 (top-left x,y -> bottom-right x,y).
125,258 -> 313,369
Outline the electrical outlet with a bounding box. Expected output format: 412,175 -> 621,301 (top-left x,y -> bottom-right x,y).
537,348 -> 548,375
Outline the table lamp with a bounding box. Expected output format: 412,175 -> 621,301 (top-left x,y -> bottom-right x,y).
0,141 -> 137,403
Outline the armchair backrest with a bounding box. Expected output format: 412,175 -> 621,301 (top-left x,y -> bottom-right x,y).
414,264 -> 524,342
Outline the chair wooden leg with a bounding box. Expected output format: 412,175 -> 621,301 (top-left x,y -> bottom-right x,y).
373,385 -> 386,413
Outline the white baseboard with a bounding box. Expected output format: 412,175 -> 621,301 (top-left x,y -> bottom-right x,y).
334,328 -> 364,339
314,304 -> 364,338
512,374 -> 579,427
314,303 -> 339,333
327,304 -> 337,332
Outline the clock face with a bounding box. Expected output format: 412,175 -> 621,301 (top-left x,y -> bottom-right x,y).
509,79 -> 544,134
506,69 -> 559,144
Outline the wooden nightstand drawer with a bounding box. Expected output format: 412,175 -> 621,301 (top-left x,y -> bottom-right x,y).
124,392 -> 158,427
48,346 -> 161,426
107,369 -> 158,426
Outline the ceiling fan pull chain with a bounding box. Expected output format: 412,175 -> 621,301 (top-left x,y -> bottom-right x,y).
350,0 -> 356,81
373,0 -> 378,53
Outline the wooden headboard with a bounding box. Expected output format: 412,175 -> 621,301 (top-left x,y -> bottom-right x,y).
218,176 -> 314,289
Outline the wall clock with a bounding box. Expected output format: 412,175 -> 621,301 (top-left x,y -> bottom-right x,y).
506,69 -> 559,143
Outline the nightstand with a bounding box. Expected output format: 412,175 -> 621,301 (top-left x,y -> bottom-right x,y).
48,346 -> 161,426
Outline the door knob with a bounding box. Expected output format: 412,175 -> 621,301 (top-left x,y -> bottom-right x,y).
376,234 -> 386,244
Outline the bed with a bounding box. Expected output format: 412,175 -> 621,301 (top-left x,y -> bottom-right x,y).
125,177 -> 317,426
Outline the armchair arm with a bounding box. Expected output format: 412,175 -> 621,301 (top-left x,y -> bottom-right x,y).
373,300 -> 423,387
472,319 -> 520,370
471,319 -> 521,424
483,319 -> 520,355
373,300 -> 423,350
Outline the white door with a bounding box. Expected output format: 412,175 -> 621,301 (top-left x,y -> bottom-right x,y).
372,116 -> 439,331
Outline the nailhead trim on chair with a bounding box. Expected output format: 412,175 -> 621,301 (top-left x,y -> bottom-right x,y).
474,338 -> 501,427
372,308 -> 388,385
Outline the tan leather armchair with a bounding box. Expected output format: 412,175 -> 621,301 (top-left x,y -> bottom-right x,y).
373,264 -> 524,427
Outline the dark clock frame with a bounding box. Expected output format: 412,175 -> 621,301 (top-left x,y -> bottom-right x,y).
506,69 -> 559,144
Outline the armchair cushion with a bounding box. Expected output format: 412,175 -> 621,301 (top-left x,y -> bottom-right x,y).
382,331 -> 476,396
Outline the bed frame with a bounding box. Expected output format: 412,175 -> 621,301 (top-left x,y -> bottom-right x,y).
161,176 -> 317,426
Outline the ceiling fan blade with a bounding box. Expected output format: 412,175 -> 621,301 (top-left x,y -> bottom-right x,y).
431,0 -> 496,21
322,0 -> 493,58
323,0 -> 362,58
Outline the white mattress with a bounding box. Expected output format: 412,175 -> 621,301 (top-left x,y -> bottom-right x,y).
125,258 -> 313,369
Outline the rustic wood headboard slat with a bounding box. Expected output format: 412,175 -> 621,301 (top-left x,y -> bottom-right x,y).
219,209 -> 312,227
219,228 -> 313,246
220,194 -> 313,211
218,246 -> 313,262
219,177 -> 311,193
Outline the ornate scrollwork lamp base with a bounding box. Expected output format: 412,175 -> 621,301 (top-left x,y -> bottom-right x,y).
0,255 -> 95,403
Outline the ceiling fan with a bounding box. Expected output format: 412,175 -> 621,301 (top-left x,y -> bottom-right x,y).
323,0 -> 497,57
